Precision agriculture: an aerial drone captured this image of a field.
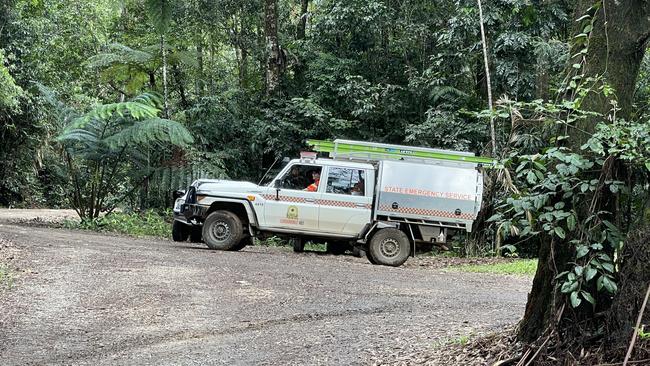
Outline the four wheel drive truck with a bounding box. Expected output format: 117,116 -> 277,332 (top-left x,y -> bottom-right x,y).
172,139 -> 495,267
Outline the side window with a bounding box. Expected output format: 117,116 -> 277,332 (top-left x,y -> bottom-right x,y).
326,168 -> 366,196
277,165 -> 322,191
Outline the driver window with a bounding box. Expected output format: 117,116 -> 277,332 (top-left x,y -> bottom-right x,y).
326,168 -> 366,196
277,165 -> 322,191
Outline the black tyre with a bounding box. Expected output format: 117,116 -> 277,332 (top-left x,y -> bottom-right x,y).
172,220 -> 190,242
291,237 -> 305,253
202,210 -> 243,250
352,246 -> 364,258
190,226 -> 203,243
368,228 -> 411,267
230,236 -> 251,251
366,247 -> 378,265
327,241 -> 348,255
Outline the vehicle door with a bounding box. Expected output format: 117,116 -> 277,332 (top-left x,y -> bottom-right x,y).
263,163 -> 323,231
318,166 -> 372,235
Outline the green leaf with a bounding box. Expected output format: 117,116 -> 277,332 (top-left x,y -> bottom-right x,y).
585,266 -> 597,281
561,280 -> 579,293
581,291 -> 596,306
145,0 -> 173,34
602,276 -> 617,294
576,245 -> 589,259
570,291 -> 582,308
526,171 -> 536,184
567,214 -> 576,231
555,226 -> 566,239
486,214 -> 502,222
645,162 -> 650,172
555,271 -> 569,280
602,262 -> 615,273
574,266 -> 584,276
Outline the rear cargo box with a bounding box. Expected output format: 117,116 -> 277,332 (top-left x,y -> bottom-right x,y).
375,160 -> 483,231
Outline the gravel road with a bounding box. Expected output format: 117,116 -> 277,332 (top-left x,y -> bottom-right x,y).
0,224 -> 531,365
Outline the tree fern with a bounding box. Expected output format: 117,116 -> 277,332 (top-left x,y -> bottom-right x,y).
104,118 -> 194,148
145,0 -> 173,35
41,87 -> 195,220
87,43 -> 156,69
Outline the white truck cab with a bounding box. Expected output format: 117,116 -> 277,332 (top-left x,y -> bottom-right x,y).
172,139 -> 494,266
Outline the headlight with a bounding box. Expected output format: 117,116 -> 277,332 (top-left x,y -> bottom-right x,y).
173,198 -> 185,213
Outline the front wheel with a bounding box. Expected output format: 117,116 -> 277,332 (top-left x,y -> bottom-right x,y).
202,211 -> 243,250
172,220 -> 190,242
368,228 -> 411,267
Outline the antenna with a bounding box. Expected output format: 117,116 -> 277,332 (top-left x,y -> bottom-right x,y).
258,157 -> 281,186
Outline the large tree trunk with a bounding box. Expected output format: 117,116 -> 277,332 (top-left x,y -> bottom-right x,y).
517,0 -> 650,342
293,0 -> 309,90
572,1 -> 650,146
195,38 -> 204,97
161,34 -> 169,118
296,0 -> 308,40
264,0 -> 281,96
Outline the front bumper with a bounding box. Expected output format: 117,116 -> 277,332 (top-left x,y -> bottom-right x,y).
181,203 -> 209,222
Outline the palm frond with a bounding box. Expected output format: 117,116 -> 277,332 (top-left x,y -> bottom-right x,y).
69,101 -> 160,130
87,43 -> 156,70
104,118 -> 194,148
55,128 -> 99,146
35,83 -> 80,126
145,0 -> 173,34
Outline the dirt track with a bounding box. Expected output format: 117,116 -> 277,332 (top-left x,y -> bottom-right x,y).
0,224 -> 531,365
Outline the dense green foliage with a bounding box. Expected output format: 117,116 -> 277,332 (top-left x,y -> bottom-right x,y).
1,0 -> 650,358
0,0 -> 580,210
63,210 -> 172,238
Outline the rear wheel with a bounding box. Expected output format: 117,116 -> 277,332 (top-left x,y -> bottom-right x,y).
368,228 -> 411,267
230,236 -> 251,251
172,220 -> 190,242
202,211 -> 243,250
291,237 -> 305,253
189,226 -> 203,243
352,246 -> 364,258
327,241 -> 348,255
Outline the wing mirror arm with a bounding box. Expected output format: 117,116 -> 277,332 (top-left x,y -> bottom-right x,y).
273,180 -> 281,200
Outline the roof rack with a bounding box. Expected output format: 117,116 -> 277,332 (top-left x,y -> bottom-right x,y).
306,139 -> 496,166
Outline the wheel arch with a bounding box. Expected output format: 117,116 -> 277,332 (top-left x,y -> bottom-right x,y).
205,200 -> 256,225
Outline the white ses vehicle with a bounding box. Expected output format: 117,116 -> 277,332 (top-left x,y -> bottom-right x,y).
172,139 -> 494,267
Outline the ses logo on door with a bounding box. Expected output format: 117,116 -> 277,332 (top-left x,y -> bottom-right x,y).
280,205 -> 304,225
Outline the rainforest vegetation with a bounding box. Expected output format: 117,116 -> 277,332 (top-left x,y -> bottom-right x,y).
1,0 -> 649,363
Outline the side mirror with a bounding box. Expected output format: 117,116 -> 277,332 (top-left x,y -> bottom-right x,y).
172,190 -> 186,200
273,180 -> 281,188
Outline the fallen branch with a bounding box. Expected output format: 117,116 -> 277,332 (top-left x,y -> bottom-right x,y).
523,336 -> 550,366
623,284 -> 650,366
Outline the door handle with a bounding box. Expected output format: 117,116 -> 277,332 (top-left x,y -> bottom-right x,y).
305,198 -> 316,203
355,203 -> 367,208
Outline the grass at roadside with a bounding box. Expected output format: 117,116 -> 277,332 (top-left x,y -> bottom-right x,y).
450,259 -> 538,276
0,264 -> 14,290
63,210 -> 172,238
